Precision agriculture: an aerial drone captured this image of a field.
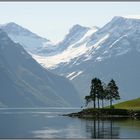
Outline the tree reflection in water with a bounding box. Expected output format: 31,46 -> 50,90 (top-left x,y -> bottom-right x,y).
85,118 -> 120,139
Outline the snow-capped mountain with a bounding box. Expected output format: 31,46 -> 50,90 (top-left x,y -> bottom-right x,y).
33,24 -> 98,58
34,16 -> 140,102
0,29 -> 82,107
0,22 -> 53,54
33,25 -> 98,68
55,24 -> 94,51
2,17 -> 140,103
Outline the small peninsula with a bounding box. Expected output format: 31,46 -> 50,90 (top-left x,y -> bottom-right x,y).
66,78 -> 140,119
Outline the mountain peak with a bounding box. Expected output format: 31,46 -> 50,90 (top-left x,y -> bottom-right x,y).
1,22 -> 27,32
4,22 -> 19,27
56,24 -> 90,50
72,24 -> 89,28
1,22 -> 34,36
110,16 -> 133,25
111,16 -> 140,23
122,15 -> 140,20
0,22 -> 48,41
70,24 -> 89,32
99,16 -> 140,33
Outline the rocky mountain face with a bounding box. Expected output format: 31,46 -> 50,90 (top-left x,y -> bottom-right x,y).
0,29 -> 82,107
0,22 -> 54,55
34,16 -> 140,102
2,16 -> 140,103
32,24 -> 98,69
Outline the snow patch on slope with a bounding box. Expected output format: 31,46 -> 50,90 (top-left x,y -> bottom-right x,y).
33,43 -> 90,69
33,32 -> 110,69
73,27 -> 98,45
109,35 -> 127,48
66,72 -> 76,78
67,71 -> 83,80
96,56 -> 103,62
94,34 -> 110,48
122,15 -> 140,19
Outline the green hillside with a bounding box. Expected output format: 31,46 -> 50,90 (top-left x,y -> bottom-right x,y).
114,98 -> 140,110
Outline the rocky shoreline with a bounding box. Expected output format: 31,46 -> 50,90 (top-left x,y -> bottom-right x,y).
64,108 -> 140,119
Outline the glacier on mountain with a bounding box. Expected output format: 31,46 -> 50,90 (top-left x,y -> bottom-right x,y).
1,16 -> 140,103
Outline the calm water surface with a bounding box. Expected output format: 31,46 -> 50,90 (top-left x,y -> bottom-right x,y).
0,108 -> 140,138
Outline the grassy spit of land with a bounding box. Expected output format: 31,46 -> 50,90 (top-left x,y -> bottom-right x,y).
65,98 -> 140,119
65,108 -> 140,119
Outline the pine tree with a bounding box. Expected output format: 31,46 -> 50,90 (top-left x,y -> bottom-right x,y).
84,78 -> 98,108
106,79 -> 120,108
85,78 -> 121,109
99,82 -> 107,108
90,78 -> 98,108
85,95 -> 91,107
96,78 -> 104,109
85,77 -> 105,109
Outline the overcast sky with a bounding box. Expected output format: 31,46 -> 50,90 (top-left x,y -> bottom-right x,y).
0,2 -> 140,42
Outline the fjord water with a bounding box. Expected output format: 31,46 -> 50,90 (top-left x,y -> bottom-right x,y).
0,108 -> 140,138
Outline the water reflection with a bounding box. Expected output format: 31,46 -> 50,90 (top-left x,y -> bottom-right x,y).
0,108 -> 140,138
85,118 -> 121,139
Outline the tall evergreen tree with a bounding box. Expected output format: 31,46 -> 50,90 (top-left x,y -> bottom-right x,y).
84,78 -> 98,108
85,78 -> 104,108
85,95 -> 91,107
96,78 -> 104,109
90,78 -> 98,108
106,79 -> 120,108
85,78 -> 121,109
99,82 -> 107,108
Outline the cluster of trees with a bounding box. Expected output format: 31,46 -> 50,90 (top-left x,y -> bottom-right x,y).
85,78 -> 120,108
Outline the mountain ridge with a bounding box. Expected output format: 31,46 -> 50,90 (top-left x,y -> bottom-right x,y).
1,16 -> 140,103
0,22 -> 53,55
0,22 -> 48,41
0,29 -> 82,107
32,16 -> 140,103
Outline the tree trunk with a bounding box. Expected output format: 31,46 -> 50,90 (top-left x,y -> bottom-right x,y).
110,99 -> 112,108
98,98 -> 100,109
93,94 -> 96,108
102,99 -> 104,108
93,98 -> 96,109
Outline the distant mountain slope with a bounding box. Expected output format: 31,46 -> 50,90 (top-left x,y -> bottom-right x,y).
0,29 -> 82,107
0,22 -> 54,55
33,25 -> 98,69
55,24 -> 92,52
34,16 -> 140,102
2,17 -> 140,104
